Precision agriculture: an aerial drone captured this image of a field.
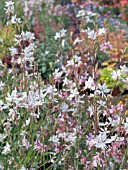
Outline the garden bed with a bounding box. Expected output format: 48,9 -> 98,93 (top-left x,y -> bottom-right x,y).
0,0 -> 128,170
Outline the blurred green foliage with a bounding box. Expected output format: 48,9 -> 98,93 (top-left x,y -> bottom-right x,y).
0,23 -> 16,58
99,67 -> 117,88
99,66 -> 126,89
35,5 -> 71,79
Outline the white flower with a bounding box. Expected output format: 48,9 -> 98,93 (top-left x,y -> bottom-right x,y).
30,112 -> 40,118
65,133 -> 77,145
88,30 -> 97,40
85,28 -> 97,40
86,11 -> 98,17
15,31 -> 35,43
111,70 -> 121,80
97,100 -> 106,107
58,132 -> 67,139
75,60 -> 82,67
95,132 -> 115,149
17,58 -> 22,64
0,133 -> 5,142
68,88 -> 79,100
95,83 -> 110,97
45,50 -> 49,55
60,29 -> 67,37
85,16 -> 93,23
23,31 -> 35,40
99,122 -> 109,127
62,39 -> 65,48
2,142 -> 11,154
66,59 -> 74,67
61,65 -> 66,72
73,37 -> 83,45
8,69 -> 12,74
120,65 -> 128,73
122,77 -> 128,83
5,88 -> 17,103
21,44 -> 35,64
5,1 -> 14,7
108,161 -> 114,170
53,69 -> 63,82
72,55 -> 82,66
9,46 -> 18,56
61,103 -> 69,112
5,1 -> 15,14
98,28 -> 106,35
49,135 -> 60,144
22,137 -> 31,149
11,15 -> 21,24
76,9 -> 86,17
84,76 -> 95,91
25,118 -> 30,126
87,105 -> 95,117
63,77 -> 73,86
20,130 -> 27,136
54,32 -> 61,40
0,60 -> 4,67
46,85 -> 57,94
74,55 -> 81,62
108,116 -> 122,127
54,29 -> 66,40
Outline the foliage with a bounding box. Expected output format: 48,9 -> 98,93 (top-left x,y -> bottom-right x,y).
122,4 -> 128,13
0,23 -> 16,58
99,66 -> 117,88
34,5 -> 72,79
